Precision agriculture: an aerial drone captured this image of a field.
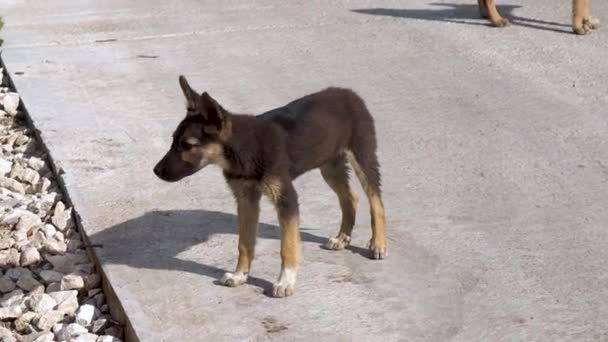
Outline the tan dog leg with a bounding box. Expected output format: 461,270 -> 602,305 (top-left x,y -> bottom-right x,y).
320,157 -> 358,250
483,0 -> 510,27
221,184 -> 261,287
573,0 -> 600,34
346,151 -> 387,260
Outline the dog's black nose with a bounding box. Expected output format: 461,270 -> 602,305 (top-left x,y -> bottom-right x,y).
153,164 -> 162,177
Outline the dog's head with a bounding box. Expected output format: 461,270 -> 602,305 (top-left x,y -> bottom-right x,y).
153,75 -> 231,182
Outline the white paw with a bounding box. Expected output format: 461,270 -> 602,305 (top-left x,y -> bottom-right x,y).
325,233 -> 351,250
367,239 -> 388,260
220,272 -> 247,287
272,268 -> 296,298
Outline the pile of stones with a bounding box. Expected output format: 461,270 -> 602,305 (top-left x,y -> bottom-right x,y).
0,68 -> 124,342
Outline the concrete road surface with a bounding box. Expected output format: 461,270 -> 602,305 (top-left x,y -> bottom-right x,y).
2,0 -> 607,341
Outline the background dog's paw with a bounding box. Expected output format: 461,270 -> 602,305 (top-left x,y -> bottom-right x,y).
491,18 -> 510,28
367,239 -> 387,260
574,25 -> 592,35
272,282 -> 294,298
271,268 -> 296,298
220,272 -> 247,287
325,233 -> 351,250
586,17 -> 601,30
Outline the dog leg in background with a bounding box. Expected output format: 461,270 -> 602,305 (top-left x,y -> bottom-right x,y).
221,183 -> 262,287
321,156 -> 358,250
573,0 -> 600,34
480,0 -> 510,27
265,179 -> 301,298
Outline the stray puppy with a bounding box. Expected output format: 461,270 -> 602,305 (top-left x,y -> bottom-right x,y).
153,76 -> 387,297
478,0 -> 600,34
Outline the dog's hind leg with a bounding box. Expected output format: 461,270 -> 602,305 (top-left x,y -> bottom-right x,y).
346,144 -> 387,260
573,0 -> 600,35
320,156 -> 358,250
221,183 -> 261,287
481,0 -> 510,27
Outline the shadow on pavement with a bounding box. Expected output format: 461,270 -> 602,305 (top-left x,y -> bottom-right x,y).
352,3 -> 572,34
90,210 -> 370,294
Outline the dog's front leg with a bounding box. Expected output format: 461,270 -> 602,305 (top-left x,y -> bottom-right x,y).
266,179 -> 301,298
221,185 -> 261,287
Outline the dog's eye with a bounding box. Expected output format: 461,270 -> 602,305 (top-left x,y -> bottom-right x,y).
180,141 -> 195,150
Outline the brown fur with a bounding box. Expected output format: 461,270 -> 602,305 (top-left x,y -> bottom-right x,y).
478,0 -> 600,34
153,76 -> 388,297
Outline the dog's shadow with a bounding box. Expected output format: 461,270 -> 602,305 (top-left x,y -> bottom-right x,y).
352,3 -> 572,34
89,210 -> 369,295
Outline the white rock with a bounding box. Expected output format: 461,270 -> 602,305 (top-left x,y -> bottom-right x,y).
39,270 -> 64,284
17,213 -> 42,232
0,304 -> 22,319
96,335 -> 123,342
44,239 -> 67,255
46,282 -> 61,293
48,290 -> 78,315
94,293 -> 105,307
6,267 -> 32,280
90,317 -> 110,334
2,209 -> 42,231
16,273 -> 42,291
0,248 -> 20,267
35,309 -> 65,331
0,275 -> 16,293
0,236 -> 15,250
0,158 -> 12,176
61,274 -> 84,290
40,193 -> 57,212
54,323 -> 88,340
0,176 -> 25,193
20,247 -> 41,266
21,168 -> 40,185
39,177 -> 52,193
22,331 -> 55,342
46,254 -> 75,273
27,293 -> 57,314
52,201 -> 72,231
55,231 -> 65,242
76,304 -> 98,326
0,326 -> 16,342
0,289 -> 24,307
0,237 -> 15,250
27,157 -> 46,171
75,333 -> 100,342
1,209 -> 29,226
29,230 -> 47,249
12,230 -> 27,242
2,92 -> 20,115
43,224 -> 57,238
15,311 -> 37,332
14,134 -> 30,146
9,163 -> 25,178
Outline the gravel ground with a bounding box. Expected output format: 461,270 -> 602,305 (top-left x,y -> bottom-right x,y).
0,66 -> 124,342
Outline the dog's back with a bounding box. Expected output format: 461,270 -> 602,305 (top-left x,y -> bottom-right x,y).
258,87 -> 377,179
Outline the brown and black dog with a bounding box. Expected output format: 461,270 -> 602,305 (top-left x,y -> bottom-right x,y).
153,76 -> 387,297
478,0 -> 600,34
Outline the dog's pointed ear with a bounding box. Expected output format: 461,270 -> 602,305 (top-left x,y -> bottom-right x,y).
198,92 -> 226,133
179,75 -> 199,109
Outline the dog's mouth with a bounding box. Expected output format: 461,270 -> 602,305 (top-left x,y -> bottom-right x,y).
153,158 -> 210,182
